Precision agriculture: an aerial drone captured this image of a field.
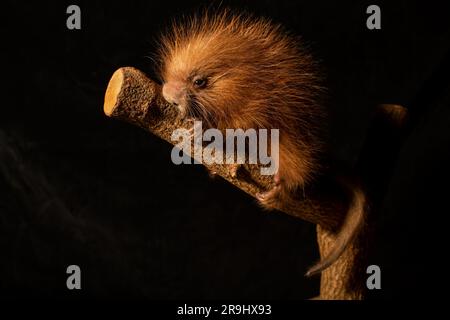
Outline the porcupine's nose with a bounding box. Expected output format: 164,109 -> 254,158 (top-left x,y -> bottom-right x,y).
162,81 -> 184,106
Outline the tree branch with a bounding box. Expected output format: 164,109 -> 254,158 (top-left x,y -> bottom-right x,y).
103,67 -> 370,299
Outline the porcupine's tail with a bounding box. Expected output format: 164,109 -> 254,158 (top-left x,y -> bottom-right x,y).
306,103 -> 409,277
305,179 -> 366,277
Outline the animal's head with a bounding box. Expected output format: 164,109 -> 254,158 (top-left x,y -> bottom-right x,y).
157,10 -> 296,127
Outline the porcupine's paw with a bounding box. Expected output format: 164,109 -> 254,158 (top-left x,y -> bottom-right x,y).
256,173 -> 283,210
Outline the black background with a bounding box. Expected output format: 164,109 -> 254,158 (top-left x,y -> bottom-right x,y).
1,0 -> 449,300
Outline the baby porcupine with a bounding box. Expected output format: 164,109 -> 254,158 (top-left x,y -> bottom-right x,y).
158,10 -> 326,202
156,10 -> 365,276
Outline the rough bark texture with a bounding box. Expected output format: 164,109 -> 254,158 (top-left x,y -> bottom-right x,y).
317,224 -> 367,299
104,67 -> 369,300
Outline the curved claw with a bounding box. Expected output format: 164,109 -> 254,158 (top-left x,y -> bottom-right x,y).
256,184 -> 280,200
256,185 -> 282,209
256,173 -> 282,209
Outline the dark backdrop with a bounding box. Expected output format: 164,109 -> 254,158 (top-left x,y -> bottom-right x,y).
1,0 -> 449,299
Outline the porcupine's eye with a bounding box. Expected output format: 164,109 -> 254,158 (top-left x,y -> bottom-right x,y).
193,77 -> 207,89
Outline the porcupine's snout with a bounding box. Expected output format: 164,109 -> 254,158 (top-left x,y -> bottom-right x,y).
162,81 -> 187,116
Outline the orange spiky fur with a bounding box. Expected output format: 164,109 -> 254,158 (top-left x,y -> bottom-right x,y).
157,10 -> 326,193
